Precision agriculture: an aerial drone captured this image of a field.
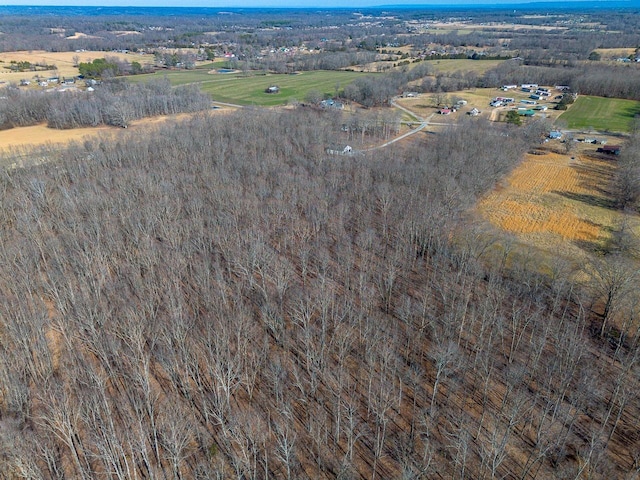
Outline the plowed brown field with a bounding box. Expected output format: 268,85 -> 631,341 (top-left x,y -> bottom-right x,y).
476,146 -> 632,260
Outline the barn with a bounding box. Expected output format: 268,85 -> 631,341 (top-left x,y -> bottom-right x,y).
597,145 -> 621,155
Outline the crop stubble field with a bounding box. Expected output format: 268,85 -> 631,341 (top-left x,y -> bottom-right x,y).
0,112 -> 219,167
0,50 -> 153,83
476,144 -> 640,263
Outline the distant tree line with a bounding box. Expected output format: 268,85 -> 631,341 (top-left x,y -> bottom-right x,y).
340,63 -> 432,107
4,60 -> 56,72
77,56 -> 149,78
0,78 -> 210,130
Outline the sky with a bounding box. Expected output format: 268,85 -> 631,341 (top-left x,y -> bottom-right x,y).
0,0 -> 628,7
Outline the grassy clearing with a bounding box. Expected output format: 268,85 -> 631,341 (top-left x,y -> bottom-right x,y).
0,111 -> 225,165
559,95 -> 640,132
0,50 -> 153,83
593,47 -> 635,58
425,59 -> 505,75
127,69 -> 371,106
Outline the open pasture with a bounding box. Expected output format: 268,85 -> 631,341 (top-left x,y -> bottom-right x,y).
0,50 -> 153,83
0,111 -> 225,166
428,21 -> 569,32
559,95 -> 640,133
127,69 -> 370,106
593,47 -> 636,59
424,58 -> 505,75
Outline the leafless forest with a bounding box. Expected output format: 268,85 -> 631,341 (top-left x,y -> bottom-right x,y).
0,108 -> 638,479
0,79 -> 210,130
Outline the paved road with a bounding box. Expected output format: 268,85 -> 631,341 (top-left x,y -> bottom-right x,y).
211,101 -> 244,109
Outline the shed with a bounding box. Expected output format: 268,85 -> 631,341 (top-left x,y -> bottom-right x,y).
597,145 -> 621,155
549,130 -> 562,139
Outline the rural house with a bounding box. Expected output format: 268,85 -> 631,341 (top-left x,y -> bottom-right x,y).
549,130 -> 562,139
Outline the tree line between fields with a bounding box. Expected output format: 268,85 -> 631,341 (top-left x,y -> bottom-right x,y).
3,6 -> 640,107
338,59 -> 640,107
0,108 -> 637,479
0,78 -> 210,129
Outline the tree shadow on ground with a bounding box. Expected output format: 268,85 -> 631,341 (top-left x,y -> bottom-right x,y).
574,238 -> 609,255
553,190 -> 618,210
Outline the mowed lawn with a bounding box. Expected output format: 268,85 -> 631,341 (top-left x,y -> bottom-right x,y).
558,95 -> 640,132
127,69 -> 372,106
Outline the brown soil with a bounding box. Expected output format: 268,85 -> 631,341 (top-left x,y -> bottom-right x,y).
0,111 -> 222,160
476,145 -> 629,261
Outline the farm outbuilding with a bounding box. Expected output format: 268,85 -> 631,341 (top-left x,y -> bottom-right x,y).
320,98 -> 344,109
597,145 -> 621,155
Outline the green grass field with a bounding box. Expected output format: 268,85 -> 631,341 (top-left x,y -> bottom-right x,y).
126,69 -> 372,106
558,95 -> 640,133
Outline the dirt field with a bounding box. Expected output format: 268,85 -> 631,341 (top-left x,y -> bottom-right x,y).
428,21 -> 569,32
476,141 -> 640,264
0,110 -> 225,167
0,50 -> 154,83
593,47 -> 636,59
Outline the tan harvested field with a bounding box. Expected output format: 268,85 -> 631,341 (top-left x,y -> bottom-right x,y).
65,32 -> 101,40
594,47 -> 636,58
0,110 -> 227,166
0,50 -> 154,83
111,30 -> 142,36
426,58 -> 505,75
476,143 -> 640,263
0,123 -> 114,153
429,21 -> 568,31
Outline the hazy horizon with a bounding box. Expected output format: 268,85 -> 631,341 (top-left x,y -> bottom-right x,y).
0,0 -> 633,8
